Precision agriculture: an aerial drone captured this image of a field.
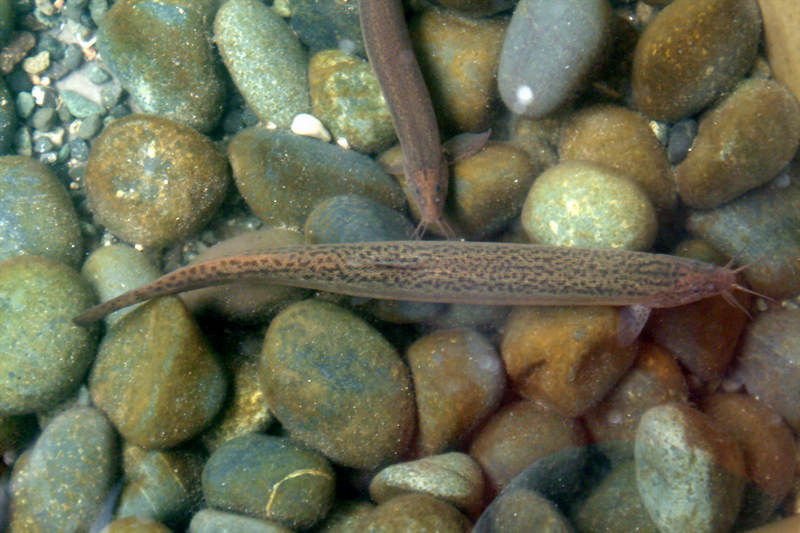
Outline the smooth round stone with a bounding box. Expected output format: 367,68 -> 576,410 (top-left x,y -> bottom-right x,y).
735,308 -> 800,433
89,297 -> 226,449
369,453 -> 484,517
0,77 -> 16,154
520,161 -> 657,250
179,228 -> 309,323
702,393 -> 797,529
468,400 -> 588,497
314,501 -> 375,533
289,0 -> 362,56
202,434 -> 335,529
84,114 -> 229,248
406,328 -> 505,457
569,461 -> 659,533
559,104 -> 676,215
215,0 -> 310,128
583,343 -> 688,464
260,299 -> 415,469
189,509 -> 293,533
100,517 -> 173,533
686,165 -> 800,300
308,50 -> 395,153
632,0 -> 760,122
80,244 -> 162,326
304,194 -> 414,243
96,0 -> 224,132
410,8 -> 507,132
675,78 -> 800,209
635,403 -> 746,533
228,127 -> 404,229
498,0 -> 612,118
446,142 -> 537,240
361,493 -> 471,532
0,256 -> 96,415
17,407 -> 117,532
760,0 -> 800,102
473,487 -> 573,533
507,115 -> 561,171
501,306 -> 638,417
116,445 -> 204,524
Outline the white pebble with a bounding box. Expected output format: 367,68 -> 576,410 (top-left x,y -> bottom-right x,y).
291,113 -> 331,142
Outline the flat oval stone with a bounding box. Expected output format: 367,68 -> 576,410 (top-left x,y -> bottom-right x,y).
361,493 -> 471,532
178,228 -> 309,323
214,0 -> 310,128
473,487 -> 573,533
0,256 -> 96,415
84,114 -> 230,249
304,194 -> 414,243
80,244 -> 162,327
447,142 -> 537,240
407,328 -> 505,457
89,297 -> 226,449
0,155 -> 82,266
635,403 -> 746,533
521,160 -> 657,250
468,399 -> 588,497
559,104 -> 676,215
202,434 -> 334,529
313,501 -> 375,532
189,509 -> 294,533
228,127 -> 404,230
369,453 -> 484,517
702,393 -> 797,529
735,308 -> 800,433
17,407 -> 117,532
675,78 -> 800,209
632,0 -> 761,122
260,299 -> 415,469
97,0 -> 224,132
501,306 -> 638,417
498,0 -> 613,118
308,50 -> 395,154
410,7 -> 507,132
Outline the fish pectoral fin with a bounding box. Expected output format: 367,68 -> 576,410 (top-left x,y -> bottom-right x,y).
443,129 -> 491,163
617,304 -> 652,346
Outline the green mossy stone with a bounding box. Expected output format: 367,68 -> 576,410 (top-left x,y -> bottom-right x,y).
18,407 -> 118,532
260,299 -> 415,470
228,127 -> 404,229
189,509 -> 294,533
202,434 -> 335,529
308,49 -> 395,154
96,0 -> 225,132
84,114 -> 229,249
675,78 -> 800,209
0,256 -> 97,415
632,0 -> 761,122
520,160 -> 657,250
0,155 -> 82,265
89,297 -> 226,449
214,0 -> 310,128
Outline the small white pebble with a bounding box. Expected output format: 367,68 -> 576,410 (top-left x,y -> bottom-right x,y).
512,85 -> 534,114
336,137 -> 350,150
338,38 -> 357,55
291,113 -> 331,142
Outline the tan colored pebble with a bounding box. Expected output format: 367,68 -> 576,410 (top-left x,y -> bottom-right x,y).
407,328 -> 505,457
361,493 -> 471,532
758,0 -> 800,103
369,453 -> 484,517
501,306 -> 638,416
468,399 -> 588,497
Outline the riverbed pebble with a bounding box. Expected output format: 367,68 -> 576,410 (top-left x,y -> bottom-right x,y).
202,433 -> 334,529
632,0 -> 761,122
260,299 -> 415,469
520,160 -> 657,250
304,194 -> 414,243
189,509 -> 293,533
97,0 -> 224,132
675,78 -> 800,209
214,0 -> 310,128
0,155 -> 82,265
360,493 -> 471,532
89,297 -> 226,449
0,255 -> 96,415
501,306 -> 638,416
84,114 -> 230,249
473,486 -> 573,533
101,517 -> 173,533
758,0 -> 800,102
